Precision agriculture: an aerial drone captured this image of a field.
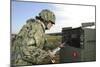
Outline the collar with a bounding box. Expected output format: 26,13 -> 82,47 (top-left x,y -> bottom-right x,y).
36,19 -> 46,32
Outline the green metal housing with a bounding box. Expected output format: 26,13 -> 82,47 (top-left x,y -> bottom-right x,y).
60,27 -> 96,63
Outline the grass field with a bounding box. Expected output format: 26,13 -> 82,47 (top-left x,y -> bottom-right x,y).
46,35 -> 62,50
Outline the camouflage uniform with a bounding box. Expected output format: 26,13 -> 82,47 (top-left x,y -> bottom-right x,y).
11,9 -> 56,66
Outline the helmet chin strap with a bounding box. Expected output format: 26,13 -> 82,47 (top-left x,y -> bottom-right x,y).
43,21 -> 49,30
45,24 -> 49,30
45,27 -> 48,30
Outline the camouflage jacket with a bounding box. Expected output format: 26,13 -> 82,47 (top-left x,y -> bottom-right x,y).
11,19 -> 51,66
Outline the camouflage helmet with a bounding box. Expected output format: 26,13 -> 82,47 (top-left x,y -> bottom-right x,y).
39,9 -> 56,24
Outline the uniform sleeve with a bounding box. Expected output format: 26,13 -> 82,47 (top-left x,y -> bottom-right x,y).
21,45 -> 51,64
18,21 -> 51,64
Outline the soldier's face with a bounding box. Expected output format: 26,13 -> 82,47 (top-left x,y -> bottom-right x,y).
47,22 -> 53,30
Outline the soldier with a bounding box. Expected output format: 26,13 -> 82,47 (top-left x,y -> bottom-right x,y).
11,9 -> 56,66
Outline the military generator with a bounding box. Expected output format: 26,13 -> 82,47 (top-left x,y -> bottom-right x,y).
60,27 -> 96,63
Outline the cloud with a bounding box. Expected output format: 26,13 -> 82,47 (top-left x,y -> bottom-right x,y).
46,4 -> 95,33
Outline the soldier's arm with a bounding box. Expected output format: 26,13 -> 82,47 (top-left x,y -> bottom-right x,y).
19,22 -> 51,64
21,44 -> 50,64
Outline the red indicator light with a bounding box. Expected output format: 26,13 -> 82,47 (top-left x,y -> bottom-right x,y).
73,52 -> 77,57
72,51 -> 79,58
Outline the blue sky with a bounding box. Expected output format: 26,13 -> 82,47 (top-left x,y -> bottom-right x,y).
12,1 -> 95,34
11,1 -> 56,33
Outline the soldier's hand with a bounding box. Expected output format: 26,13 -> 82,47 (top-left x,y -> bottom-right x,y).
59,42 -> 65,48
51,59 -> 55,63
48,50 -> 55,58
48,50 -> 56,63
